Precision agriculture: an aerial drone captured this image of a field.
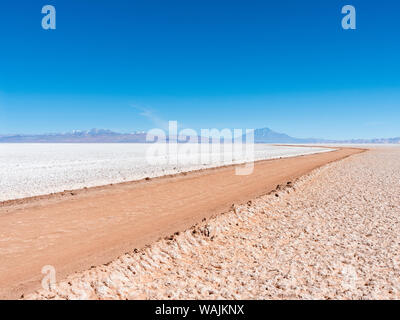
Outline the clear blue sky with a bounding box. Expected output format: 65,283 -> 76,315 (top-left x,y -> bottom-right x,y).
0,0 -> 399,139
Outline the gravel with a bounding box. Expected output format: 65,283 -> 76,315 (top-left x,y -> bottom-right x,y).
26,147 -> 400,300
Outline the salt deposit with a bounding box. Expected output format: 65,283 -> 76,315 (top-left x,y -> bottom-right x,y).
26,147 -> 400,300
0,143 -> 331,201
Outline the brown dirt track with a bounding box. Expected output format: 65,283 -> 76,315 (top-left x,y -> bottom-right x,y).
0,147 -> 363,299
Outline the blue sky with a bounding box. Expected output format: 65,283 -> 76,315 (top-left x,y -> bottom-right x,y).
0,0 -> 399,139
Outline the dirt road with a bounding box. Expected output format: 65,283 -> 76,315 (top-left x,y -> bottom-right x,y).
0,147 -> 362,299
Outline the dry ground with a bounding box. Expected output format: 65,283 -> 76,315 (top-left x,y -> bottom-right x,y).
1,148 -> 358,299
26,147 -> 400,299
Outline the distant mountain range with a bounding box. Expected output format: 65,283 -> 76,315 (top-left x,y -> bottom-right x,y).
0,129 -> 151,143
252,128 -> 400,144
0,127 -> 399,144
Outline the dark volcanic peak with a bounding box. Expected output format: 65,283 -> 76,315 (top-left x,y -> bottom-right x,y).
254,128 -> 400,144
253,128 -> 301,143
